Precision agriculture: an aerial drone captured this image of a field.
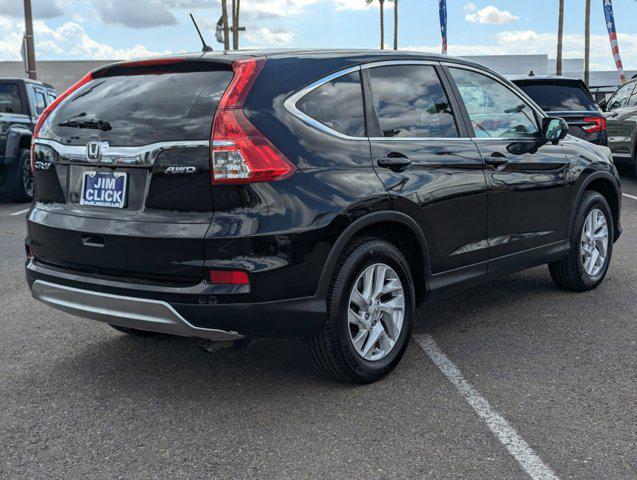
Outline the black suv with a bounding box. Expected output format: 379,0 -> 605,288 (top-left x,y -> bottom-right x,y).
0,78 -> 57,201
26,51 -> 622,383
510,75 -> 608,146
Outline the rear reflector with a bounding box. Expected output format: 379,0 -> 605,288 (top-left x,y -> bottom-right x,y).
211,58 -> 295,184
209,270 -> 250,285
582,116 -> 607,133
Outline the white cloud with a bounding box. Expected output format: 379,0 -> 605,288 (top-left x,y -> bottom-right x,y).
0,15 -> 172,61
0,0 -> 69,19
404,30 -> 637,70
93,0 -> 178,28
464,4 -> 519,25
244,27 -> 295,46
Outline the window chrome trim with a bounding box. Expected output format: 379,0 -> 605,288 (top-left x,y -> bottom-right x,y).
284,60 -> 470,142
283,65 -> 367,141
284,59 -> 550,144
34,138 -> 210,167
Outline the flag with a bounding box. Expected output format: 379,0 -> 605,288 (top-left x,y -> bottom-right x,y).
438,0 -> 447,54
603,0 -> 625,84
215,16 -> 224,44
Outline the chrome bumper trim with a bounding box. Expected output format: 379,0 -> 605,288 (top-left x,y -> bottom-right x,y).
31,280 -> 244,341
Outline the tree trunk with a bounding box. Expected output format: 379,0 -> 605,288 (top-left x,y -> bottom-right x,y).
379,0 -> 385,49
585,0 -> 591,85
393,0 -> 398,50
221,0 -> 230,50
556,0 -> 564,75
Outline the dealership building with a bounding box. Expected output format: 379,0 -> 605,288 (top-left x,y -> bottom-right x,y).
0,53 -> 634,94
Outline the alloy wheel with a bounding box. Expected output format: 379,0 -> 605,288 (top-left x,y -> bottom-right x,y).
580,208 -> 609,277
347,263 -> 405,361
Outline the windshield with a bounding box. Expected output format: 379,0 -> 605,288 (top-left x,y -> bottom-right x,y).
516,82 -> 597,112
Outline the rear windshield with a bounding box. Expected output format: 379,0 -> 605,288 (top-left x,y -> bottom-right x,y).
516,82 -> 597,112
43,68 -> 233,146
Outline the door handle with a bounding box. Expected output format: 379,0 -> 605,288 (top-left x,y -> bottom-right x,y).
82,235 -> 104,248
484,153 -> 509,170
377,154 -> 412,172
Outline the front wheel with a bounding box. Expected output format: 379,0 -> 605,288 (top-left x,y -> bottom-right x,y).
307,238 -> 415,384
549,191 -> 613,291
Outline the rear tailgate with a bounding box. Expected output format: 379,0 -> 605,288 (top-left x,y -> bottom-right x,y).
29,59 -> 234,283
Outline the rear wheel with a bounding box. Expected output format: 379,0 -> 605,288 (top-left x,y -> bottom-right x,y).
307,238 -> 415,384
549,191 -> 613,291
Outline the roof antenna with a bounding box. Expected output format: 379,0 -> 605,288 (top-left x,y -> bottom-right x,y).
189,13 -> 213,53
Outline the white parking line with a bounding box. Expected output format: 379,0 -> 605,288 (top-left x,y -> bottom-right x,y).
415,335 -> 560,480
623,193 -> 637,201
9,208 -> 30,217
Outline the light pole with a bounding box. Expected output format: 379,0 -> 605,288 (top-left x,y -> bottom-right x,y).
23,0 -> 37,80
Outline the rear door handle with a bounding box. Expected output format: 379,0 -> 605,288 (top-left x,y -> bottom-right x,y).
377,154 -> 412,172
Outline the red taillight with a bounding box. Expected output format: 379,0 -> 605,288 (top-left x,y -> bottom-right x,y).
211,58 -> 295,184
582,116 -> 607,133
31,71 -> 94,172
209,270 -> 250,285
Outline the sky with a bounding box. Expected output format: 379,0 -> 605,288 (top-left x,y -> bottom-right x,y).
1,0 -> 637,70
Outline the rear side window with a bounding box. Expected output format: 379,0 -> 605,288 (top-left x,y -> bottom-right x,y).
516,82 -> 597,112
0,84 -> 23,114
368,65 -> 458,138
297,71 -> 366,137
44,69 -> 233,146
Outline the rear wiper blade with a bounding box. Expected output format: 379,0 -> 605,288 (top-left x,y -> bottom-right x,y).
57,118 -> 112,131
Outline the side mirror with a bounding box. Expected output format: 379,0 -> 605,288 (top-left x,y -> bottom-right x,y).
542,117 -> 569,144
597,98 -> 608,111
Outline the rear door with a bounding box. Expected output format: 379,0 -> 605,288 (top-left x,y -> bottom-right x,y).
30,61 -> 234,283
0,82 -> 31,163
446,66 -> 570,275
366,62 -> 488,285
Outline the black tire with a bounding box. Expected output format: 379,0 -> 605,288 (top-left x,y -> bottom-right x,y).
109,324 -> 162,337
549,191 -> 614,292
8,149 -> 34,202
306,238 -> 415,384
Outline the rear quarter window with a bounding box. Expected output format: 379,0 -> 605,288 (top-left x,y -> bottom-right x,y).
43,68 -> 233,146
296,71 -> 366,137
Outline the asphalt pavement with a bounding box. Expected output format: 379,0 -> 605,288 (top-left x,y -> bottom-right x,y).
1,175 -> 635,479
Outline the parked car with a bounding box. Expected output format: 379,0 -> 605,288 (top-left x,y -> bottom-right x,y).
510,75 -> 607,146
599,78 -> 637,175
26,51 -> 622,383
0,78 -> 57,201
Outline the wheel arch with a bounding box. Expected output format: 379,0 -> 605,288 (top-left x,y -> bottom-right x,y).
316,211 -> 430,305
5,126 -> 32,160
575,171 -> 621,242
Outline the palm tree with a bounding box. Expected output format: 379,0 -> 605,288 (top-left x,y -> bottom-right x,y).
556,0 -> 564,75
390,0 -> 398,50
584,0 -> 591,85
366,0 -> 385,49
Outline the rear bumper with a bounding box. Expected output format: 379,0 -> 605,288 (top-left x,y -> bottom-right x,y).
26,259 -> 327,338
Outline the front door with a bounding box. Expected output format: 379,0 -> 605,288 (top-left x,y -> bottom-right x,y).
446,66 -> 571,276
